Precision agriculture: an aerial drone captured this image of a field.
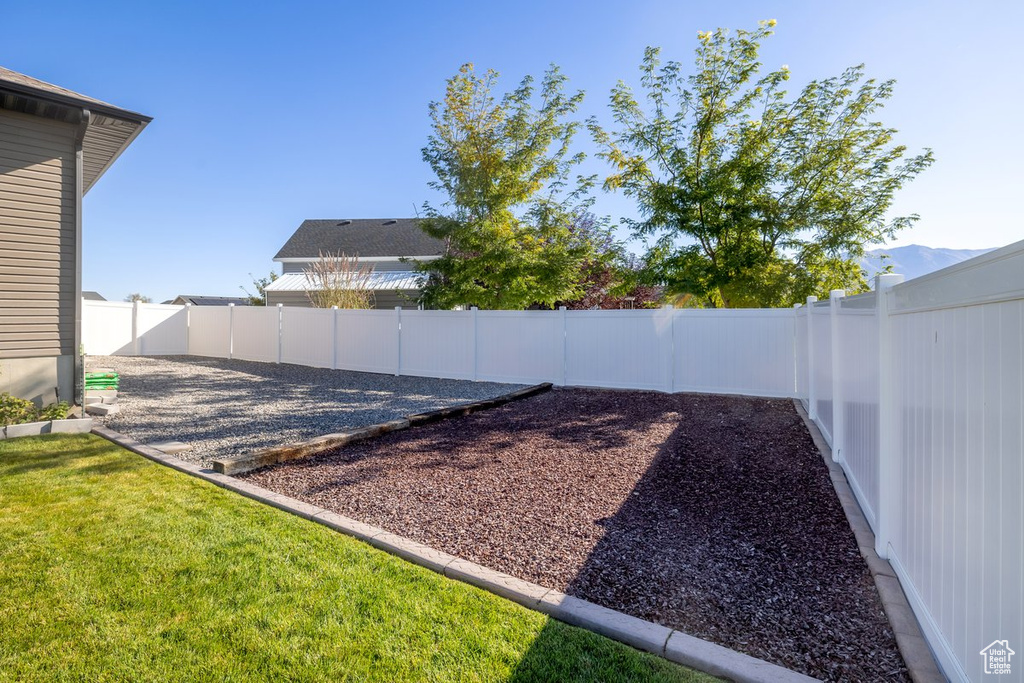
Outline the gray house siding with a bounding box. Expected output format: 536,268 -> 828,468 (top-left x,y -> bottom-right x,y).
264,290 -> 308,307
0,109 -> 76,402
266,290 -> 420,309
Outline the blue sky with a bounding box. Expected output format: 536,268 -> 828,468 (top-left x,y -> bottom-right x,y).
4,0 -> 1022,302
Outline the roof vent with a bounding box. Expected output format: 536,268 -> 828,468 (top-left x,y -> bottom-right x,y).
382,220 -> 398,225
337,220 -> 352,226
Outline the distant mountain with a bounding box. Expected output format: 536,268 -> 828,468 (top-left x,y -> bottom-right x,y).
859,245 -> 995,282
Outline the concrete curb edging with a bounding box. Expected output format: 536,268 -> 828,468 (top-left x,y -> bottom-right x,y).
2,417 -> 94,439
92,423 -> 815,683
212,382 -> 553,475
791,400 -> 944,683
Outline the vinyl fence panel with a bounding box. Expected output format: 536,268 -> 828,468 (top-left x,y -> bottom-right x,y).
334,309 -> 399,375
82,301 -> 134,355
398,310 -> 475,380
564,310 -> 673,391
795,307 -> 809,409
674,309 -> 796,397
230,306 -> 280,363
281,307 -> 334,368
889,295 -> 1023,682
810,302 -> 833,444
835,294 -> 880,526
475,310 -> 564,384
187,306 -> 231,358
136,303 -> 188,355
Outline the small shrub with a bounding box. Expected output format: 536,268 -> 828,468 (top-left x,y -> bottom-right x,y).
38,401 -> 70,422
304,251 -> 376,309
0,395 -> 70,426
0,393 -> 38,426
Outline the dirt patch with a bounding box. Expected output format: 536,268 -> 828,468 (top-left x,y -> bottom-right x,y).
241,388 -> 906,681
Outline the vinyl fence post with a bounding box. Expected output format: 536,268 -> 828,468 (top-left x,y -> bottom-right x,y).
276,303 -> 284,364
830,289 -> 846,463
395,306 -> 402,376
131,300 -> 140,356
471,307 -> 479,381
331,306 -> 338,370
185,303 -> 192,355
806,296 -> 818,420
559,306 -> 567,387
664,304 -> 675,393
874,273 -> 904,559
793,303 -> 802,396
228,303 -> 235,360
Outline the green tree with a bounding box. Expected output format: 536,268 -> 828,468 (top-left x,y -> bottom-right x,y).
123,293 -> 151,303
240,271 -> 279,306
559,213 -> 663,310
418,63 -> 596,310
591,20 -> 934,308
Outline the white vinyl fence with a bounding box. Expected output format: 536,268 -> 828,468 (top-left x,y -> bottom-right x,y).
82,238 -> 1024,681
83,301 -> 798,397
795,241 -> 1024,682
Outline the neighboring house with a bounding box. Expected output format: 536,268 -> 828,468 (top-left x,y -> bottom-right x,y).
0,66 -> 149,404
264,218 -> 444,308
82,291 -> 106,301
168,295 -> 251,306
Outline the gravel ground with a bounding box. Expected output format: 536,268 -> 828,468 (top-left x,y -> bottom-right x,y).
89,356 -> 525,467
242,388 -> 907,682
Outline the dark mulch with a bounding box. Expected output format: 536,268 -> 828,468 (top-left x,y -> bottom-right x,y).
241,388 -> 907,681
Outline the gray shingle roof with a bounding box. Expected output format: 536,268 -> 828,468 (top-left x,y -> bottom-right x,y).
274,219 -> 445,260
172,295 -> 252,306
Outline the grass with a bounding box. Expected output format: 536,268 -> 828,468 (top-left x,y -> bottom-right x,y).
0,434 -> 714,683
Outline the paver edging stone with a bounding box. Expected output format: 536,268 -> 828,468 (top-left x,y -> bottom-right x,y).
93,422 -> 817,683
212,382 -> 553,475
791,399 -> 945,683
3,417 -> 94,439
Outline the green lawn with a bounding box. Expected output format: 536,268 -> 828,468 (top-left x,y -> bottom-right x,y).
0,434 -> 712,683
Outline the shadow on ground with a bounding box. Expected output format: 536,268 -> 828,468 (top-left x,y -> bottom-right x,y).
0,438 -> 139,477
505,394 -> 906,682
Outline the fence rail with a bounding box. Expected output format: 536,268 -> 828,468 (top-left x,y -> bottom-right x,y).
81,238 -> 1024,682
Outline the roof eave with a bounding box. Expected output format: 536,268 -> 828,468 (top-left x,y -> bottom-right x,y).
1,78 -> 151,195
83,118 -> 149,195
0,79 -> 151,124
273,255 -> 441,263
